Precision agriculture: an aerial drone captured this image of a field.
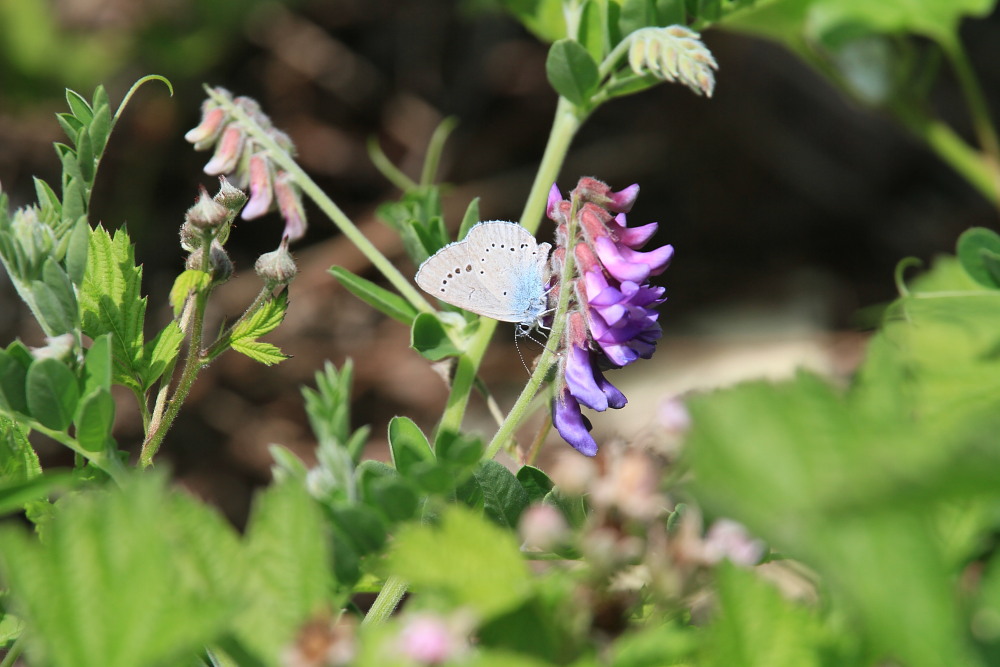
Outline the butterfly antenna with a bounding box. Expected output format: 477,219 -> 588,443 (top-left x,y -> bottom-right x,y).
515,334 -> 531,376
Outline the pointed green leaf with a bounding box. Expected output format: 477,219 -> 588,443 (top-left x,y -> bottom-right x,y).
56,114 -> 84,143
546,39 -> 600,106
435,430 -> 483,466
74,388 -> 115,453
42,258 -> 78,326
141,321 -> 183,389
579,0 -> 610,62
76,130 -> 95,184
91,85 -> 110,114
33,177 -> 62,215
26,358 -> 79,431
169,269 -> 212,316
65,89 -> 94,123
65,218 -> 89,287
411,312 -> 461,360
87,104 -> 112,158
473,460 -> 530,528
30,280 -> 73,336
230,340 -> 289,366
457,197 -> 481,241
329,266 -> 418,325
388,416 -> 434,475
61,178 -> 85,226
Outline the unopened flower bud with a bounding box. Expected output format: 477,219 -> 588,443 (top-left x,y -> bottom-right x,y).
214,176 -> 248,212
184,104 -> 227,149
186,187 -> 229,231
203,125 -> 245,175
255,239 -> 298,286
241,153 -> 274,220
274,171 -> 307,242
187,240 -> 233,284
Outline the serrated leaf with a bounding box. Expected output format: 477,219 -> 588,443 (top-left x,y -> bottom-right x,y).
236,482 -> 333,663
169,269 -> 212,316
546,39 -> 600,106
329,266 -> 418,325
0,473 -> 242,667
26,358 -> 80,431
229,291 -> 288,343
473,460 -> 530,528
65,89 -> 94,123
388,416 -> 434,475
387,505 -> 531,619
411,312 -> 461,360
80,225 -> 146,387
141,321 -> 183,389
230,340 -> 288,366
0,415 -> 41,482
74,388 -> 115,453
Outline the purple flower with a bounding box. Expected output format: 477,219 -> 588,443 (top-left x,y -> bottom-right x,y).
548,178 -> 672,455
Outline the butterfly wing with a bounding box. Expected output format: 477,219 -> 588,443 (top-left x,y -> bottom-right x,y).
416,221 -> 550,323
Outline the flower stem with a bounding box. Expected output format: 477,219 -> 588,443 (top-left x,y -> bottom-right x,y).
361,575 -> 409,627
0,636 -> 23,667
519,98 -> 584,233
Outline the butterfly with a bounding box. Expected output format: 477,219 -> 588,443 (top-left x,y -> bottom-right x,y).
415,221 -> 551,334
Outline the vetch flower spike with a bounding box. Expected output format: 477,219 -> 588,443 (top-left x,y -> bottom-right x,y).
186,87 -> 307,243
548,178 -> 671,456
627,26 -> 718,97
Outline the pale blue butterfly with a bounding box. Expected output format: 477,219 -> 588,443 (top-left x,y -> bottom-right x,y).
415,221 -> 552,334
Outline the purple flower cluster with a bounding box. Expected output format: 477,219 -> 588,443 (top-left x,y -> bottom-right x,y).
548,178 -> 671,456
185,88 -> 307,242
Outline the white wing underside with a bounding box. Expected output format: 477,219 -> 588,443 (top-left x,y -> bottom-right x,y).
415,221 -> 551,324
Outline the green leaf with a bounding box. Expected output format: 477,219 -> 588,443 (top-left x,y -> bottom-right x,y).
327,503 -> 387,556
657,0 -> 687,25
141,321 -> 183,389
25,358 -> 80,431
388,416 -> 435,476
65,89 -> 94,123
82,334 -> 112,397
435,430 -> 484,466
61,179 -> 86,227
230,291 -> 288,343
474,460 -> 531,528
620,0 -> 657,38
41,257 -> 78,326
457,197 -> 481,241
87,103 -> 112,158
56,114 -> 84,143
0,472 -> 75,517
387,506 -> 531,619
64,218 -> 89,287
956,227 -> 1000,288
0,415 -> 41,482
411,312 -> 461,360
169,269 -> 212,316
329,266 -> 418,325
0,349 -> 30,415
0,473 -> 241,667
33,177 -> 62,215
496,0 -> 568,42
236,482 -> 333,663
365,475 -> 420,523
74,388 -> 115,453
546,39 -> 600,106
230,340 -> 289,366
79,225 -> 146,388
516,465 -> 555,503
579,0 -> 610,62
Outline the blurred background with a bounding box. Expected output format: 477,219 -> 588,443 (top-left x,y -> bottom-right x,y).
1,0 -> 997,523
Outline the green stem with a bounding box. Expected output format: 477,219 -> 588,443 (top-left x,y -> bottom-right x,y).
420,117 -> 458,187
206,87 -> 434,315
0,635 -> 24,667
31,421 -> 128,485
361,575 -> 409,627
204,284 -> 274,361
483,195 -> 580,460
519,98 -> 584,233
939,37 -> 1000,204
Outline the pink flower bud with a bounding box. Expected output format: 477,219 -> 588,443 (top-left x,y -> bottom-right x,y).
519,504 -> 570,551
242,153 -> 275,220
184,106 -> 227,148
396,614 -> 467,665
203,125 -> 245,175
275,171 -> 307,242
